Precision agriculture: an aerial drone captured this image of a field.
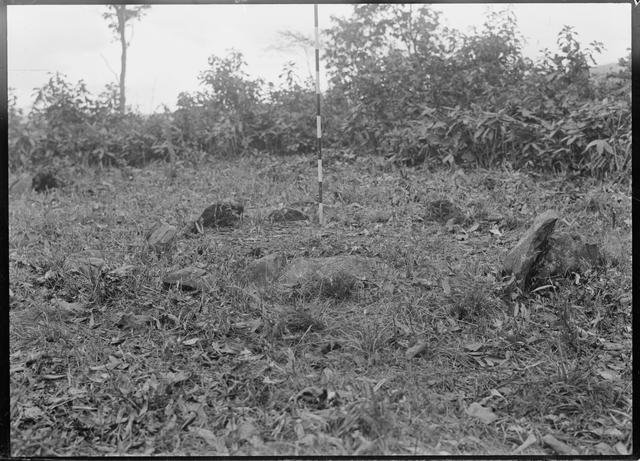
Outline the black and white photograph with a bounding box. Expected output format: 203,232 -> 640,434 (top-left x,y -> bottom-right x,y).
6,2 -> 632,456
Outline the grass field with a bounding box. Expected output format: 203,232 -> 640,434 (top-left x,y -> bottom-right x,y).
9,153 -> 632,456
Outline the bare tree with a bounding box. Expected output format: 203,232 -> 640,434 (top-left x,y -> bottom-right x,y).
103,5 -> 151,113
274,30 -> 315,81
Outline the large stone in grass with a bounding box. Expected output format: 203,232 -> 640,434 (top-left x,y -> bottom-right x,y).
268,207 -> 309,223
244,253 -> 287,287
162,266 -> 215,292
277,255 -> 393,299
502,210 -> 559,289
537,233 -> 604,278
191,203 -> 243,232
32,171 -> 63,193
64,250 -> 107,278
146,221 -> 177,252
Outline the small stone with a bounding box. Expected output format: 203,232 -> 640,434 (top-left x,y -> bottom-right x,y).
268,207 -> 309,223
64,250 -> 107,278
162,267 -> 214,292
146,221 -> 177,252
32,171 -> 63,193
244,253 -> 286,287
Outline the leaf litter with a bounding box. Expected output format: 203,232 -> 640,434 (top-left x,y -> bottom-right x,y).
9,157 -> 631,456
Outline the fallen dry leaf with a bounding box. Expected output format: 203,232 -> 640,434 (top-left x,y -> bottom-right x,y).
466,402 -> 498,424
593,442 -> 616,455
463,342 -> 484,352
182,338 -> 200,346
441,277 -> 451,295
405,341 -> 428,360
614,441 -> 628,455
542,434 -> 578,455
489,226 -> 503,236
596,369 -> 620,381
159,371 -> 190,385
513,433 -> 537,454
189,426 -> 228,453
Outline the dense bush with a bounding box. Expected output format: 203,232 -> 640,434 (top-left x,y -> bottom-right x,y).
9,73 -> 171,170
175,53 -> 319,157
323,5 -> 629,180
8,7 -> 630,182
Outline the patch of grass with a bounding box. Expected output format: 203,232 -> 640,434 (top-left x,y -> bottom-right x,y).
10,156 -> 631,456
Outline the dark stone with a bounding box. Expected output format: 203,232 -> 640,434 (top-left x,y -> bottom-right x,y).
193,202 -> 243,231
32,171 -> 62,193
502,210 -> 559,290
268,208 -> 309,223
537,233 -> 604,278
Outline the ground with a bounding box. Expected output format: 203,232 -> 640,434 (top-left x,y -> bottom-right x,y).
9,153 -> 632,456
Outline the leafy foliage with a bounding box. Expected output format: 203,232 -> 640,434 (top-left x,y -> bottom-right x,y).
322,5 -> 629,180
9,73 -> 169,170
7,7 -> 630,182
175,52 -> 317,157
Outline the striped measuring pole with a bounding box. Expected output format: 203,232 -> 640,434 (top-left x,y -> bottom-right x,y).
314,4 -> 323,226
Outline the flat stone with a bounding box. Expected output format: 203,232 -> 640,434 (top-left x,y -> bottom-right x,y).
146,221 -> 177,252
268,208 -> 309,223
244,253 -> 287,287
278,255 -> 393,299
63,250 -> 107,278
353,209 -> 392,223
502,210 -> 559,290
162,267 -> 215,291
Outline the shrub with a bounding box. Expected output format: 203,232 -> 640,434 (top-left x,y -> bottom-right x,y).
9,73 -> 168,169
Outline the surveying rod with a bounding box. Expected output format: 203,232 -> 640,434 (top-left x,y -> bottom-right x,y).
314,3 -> 323,226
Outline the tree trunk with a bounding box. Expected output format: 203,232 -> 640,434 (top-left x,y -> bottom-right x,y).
117,6 -> 127,114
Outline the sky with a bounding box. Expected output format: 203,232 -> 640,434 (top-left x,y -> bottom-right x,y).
8,3 -> 631,113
